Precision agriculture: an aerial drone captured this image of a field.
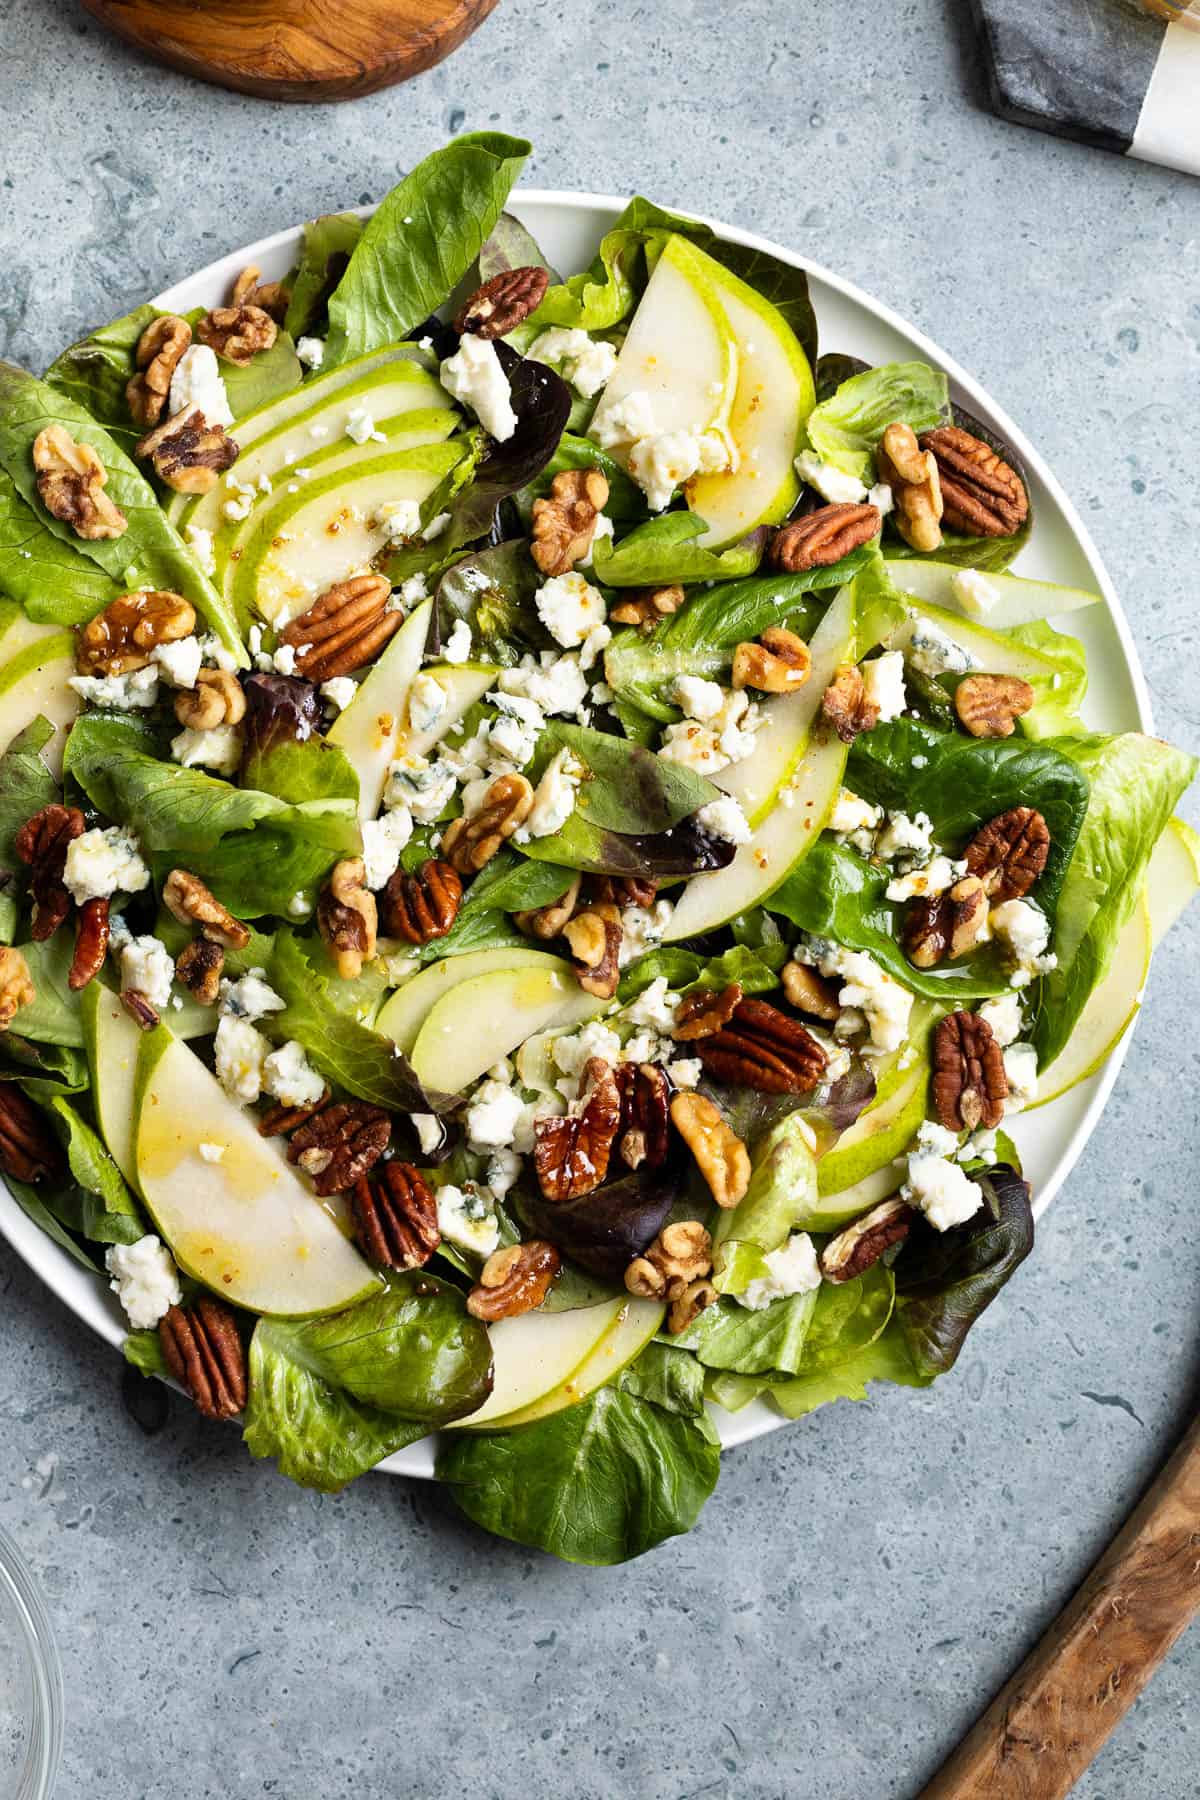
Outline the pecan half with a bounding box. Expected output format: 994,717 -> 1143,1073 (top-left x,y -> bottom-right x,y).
0,950 -> 35,1032
903,875 -> 989,969
197,302 -> 277,365
820,1197 -> 914,1284
614,1061 -> 671,1171
964,807 -> 1050,902
669,1093 -> 750,1209
920,426 -> 1029,538
257,1089 -> 330,1138
175,936 -> 225,1005
32,425 -> 127,540
955,672 -> 1035,739
136,409 -> 239,496
695,997 -> 827,1094
562,901 -> 622,1000
442,773 -> 535,876
287,1100 -> 391,1196
467,1240 -> 561,1321
379,859 -> 463,944
77,589 -> 196,677
732,625 -> 812,694
821,663 -> 879,743
230,264 -> 290,324
625,1220 -> 713,1301
531,469 -> 610,578
277,574 -> 401,681
0,1080 -> 62,1180
15,803 -> 84,941
126,314 -> 192,427
317,857 -> 378,980
672,981 -> 744,1042
69,897 -> 109,991
781,960 -> 841,1021
933,1011 -> 1009,1133
159,1298 -> 246,1420
120,990 -> 160,1031
587,875 -> 658,910
162,868 -> 251,949
173,667 -> 246,731
351,1162 -> 439,1269
609,584 -> 685,630
770,502 -> 881,571
878,421 -> 943,554
513,873 -> 582,940
533,1057 -> 621,1200
455,266 -> 550,339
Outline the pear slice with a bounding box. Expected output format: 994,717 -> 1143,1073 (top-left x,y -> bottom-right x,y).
410,963 -> 605,1093
133,1026 -> 378,1316
1147,816 -> 1200,948
376,946 -> 565,1057
327,599 -> 431,822
0,632 -> 80,778
885,559 -> 1100,629
887,596 -> 1073,685
455,1299 -> 629,1431
468,1297 -> 666,1432
80,983 -> 143,1188
798,1159 -> 907,1235
816,1059 -> 929,1200
399,662 -> 497,761
1032,899 -> 1151,1107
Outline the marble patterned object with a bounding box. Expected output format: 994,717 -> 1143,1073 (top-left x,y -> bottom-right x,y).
971,0 -> 1200,175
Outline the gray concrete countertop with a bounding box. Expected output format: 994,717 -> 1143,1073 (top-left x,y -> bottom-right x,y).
2,2 -> 1198,1794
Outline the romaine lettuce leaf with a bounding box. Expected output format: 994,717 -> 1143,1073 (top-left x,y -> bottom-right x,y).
44,302 -> 159,453
220,332 -> 303,420
590,512 -> 766,587
802,360 -> 950,483
11,937 -> 84,1046
0,472 -> 122,626
711,1112 -> 818,1295
675,1261 -> 894,1381
766,1316 -> 932,1418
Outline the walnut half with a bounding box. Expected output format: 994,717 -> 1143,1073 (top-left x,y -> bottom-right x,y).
33,426 -> 127,540
136,409 -> 239,496
531,469 -> 609,578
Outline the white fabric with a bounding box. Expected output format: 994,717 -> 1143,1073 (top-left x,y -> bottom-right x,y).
1130,24 -> 1200,176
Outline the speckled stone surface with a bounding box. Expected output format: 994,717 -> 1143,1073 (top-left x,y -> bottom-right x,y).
1,2 -> 1198,1795
971,0 -> 1164,152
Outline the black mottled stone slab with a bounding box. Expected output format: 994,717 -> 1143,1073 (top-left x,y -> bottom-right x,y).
970,0 -> 1166,153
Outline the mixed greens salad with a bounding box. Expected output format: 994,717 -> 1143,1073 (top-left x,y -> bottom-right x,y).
0,132 -> 1195,1565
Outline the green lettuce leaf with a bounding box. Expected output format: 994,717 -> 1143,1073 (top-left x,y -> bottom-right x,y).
675,1261 -> 894,1381
802,360 -> 950,483
520,433 -> 645,523
893,1165 -> 1034,1376
3,1174 -> 99,1270
43,303 -> 158,453
1,1038 -> 89,1104
766,1316 -> 932,1418
0,472 -> 121,624
711,1112 -> 818,1295
11,937 -> 84,1046
616,1340 -> 708,1415
0,716 -> 58,940
479,211 -> 557,284
123,1328 -> 170,1378
591,512 -> 766,587
536,720 -> 718,835
44,1095 -> 144,1245
435,539 -> 546,667
284,213 -> 364,340
221,333 -> 303,420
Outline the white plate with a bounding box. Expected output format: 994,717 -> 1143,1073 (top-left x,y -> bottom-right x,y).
0,193 -> 1152,1480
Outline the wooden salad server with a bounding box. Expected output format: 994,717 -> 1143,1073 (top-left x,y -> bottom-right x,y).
920,1412 -> 1200,1798
81,0 -> 501,102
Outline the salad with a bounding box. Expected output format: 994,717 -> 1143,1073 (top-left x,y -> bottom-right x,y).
0,132 -> 1194,1566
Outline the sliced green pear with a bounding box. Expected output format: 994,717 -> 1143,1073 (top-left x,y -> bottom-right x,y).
456,1298 -> 628,1430
884,559 -> 1100,628
487,1297 -> 665,1430
229,440 -> 465,627
887,596 -> 1071,685
400,663 -> 498,761
376,945 -> 563,1057
1032,898 -> 1151,1107
81,983 -> 143,1188
0,599 -> 65,661
133,1026 -> 379,1315
327,599 -> 431,822
410,962 -> 605,1093
816,1059 -> 928,1198
798,1158 -> 907,1234
686,252 -> 816,547
1147,816 -> 1200,948
0,632 -> 80,778
589,234 -> 737,457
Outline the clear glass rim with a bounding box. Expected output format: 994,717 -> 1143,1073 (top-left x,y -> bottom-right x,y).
0,1525 -> 63,1800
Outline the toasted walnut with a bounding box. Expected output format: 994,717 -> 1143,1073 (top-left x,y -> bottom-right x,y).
15,803 -> 84,942
672,981 -> 744,1042
32,425 -> 127,540
442,773 -> 535,876
317,857 -> 377,980
126,314 -> 192,427
468,1240 -> 561,1321
77,589 -> 196,677
288,1099 -> 391,1196
964,807 -> 1050,902
277,574 -> 400,681
531,469 -> 610,578
379,859 -> 463,945
955,673 -> 1035,739
769,502 -> 882,571
625,1219 -> 713,1303
230,264 -> 290,324
609,585 -> 685,630
0,1080 -> 62,1180
903,875 -> 989,970
175,936 -> 225,1004
69,897 -> 109,992
781,960 -> 841,1021
162,868 -> 251,949
0,948 -> 35,1031
820,1198 -> 914,1284
562,901 -> 622,1000
878,420 -> 943,554
455,266 -> 551,338
197,302 -> 277,366
933,1011 -> 1009,1133
174,667 -> 246,731
614,1062 -> 671,1171
534,1057 -> 621,1200
136,409 -> 238,496
351,1162 -> 439,1269
732,626 -> 812,695
668,1279 -> 719,1335
696,998 -> 827,1094
159,1298 -> 246,1420
670,1093 -> 751,1210
513,874 -> 582,940
920,426 -> 1029,538
821,663 -> 879,743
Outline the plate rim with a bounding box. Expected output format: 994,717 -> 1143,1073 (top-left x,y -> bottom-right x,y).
0,187 -> 1152,1471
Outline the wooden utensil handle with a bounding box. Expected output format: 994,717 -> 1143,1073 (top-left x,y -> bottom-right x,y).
919,1413 -> 1200,1800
